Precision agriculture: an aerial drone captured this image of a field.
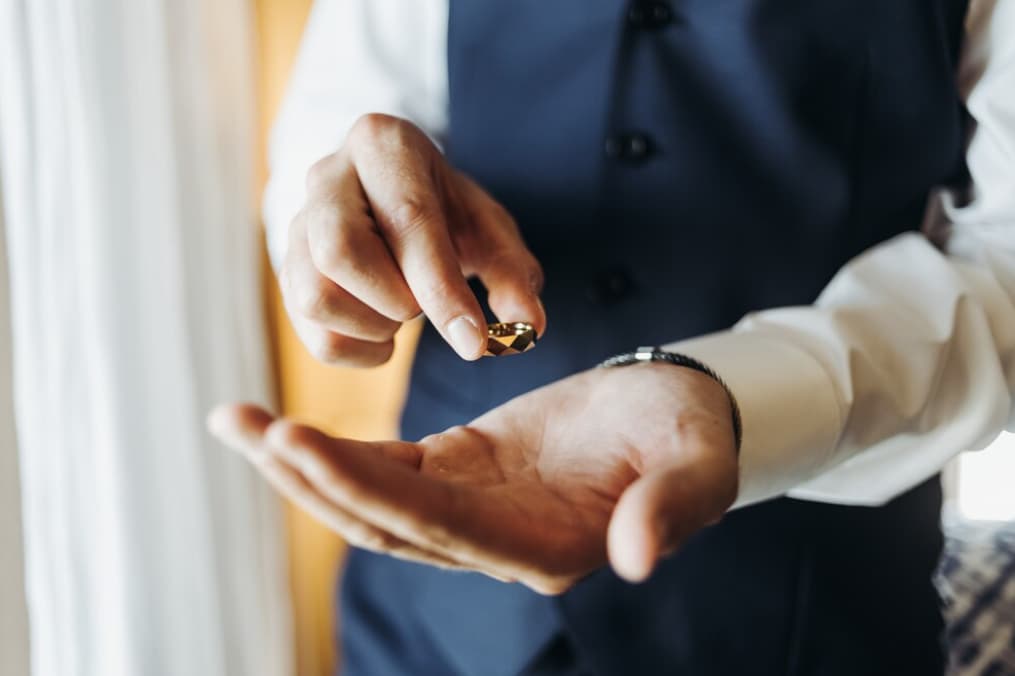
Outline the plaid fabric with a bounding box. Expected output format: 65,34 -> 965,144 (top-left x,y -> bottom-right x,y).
937,521 -> 1015,676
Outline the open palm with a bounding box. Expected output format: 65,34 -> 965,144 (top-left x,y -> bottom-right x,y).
210,362 -> 738,593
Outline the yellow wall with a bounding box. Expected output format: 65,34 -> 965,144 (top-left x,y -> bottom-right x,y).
252,2 -> 420,674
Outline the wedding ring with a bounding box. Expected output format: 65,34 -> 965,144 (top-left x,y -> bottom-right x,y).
484,322 -> 537,357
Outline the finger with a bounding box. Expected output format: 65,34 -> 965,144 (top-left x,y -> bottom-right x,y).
285,213 -> 403,342
259,454 -> 468,571
208,402 -> 422,481
303,155 -> 420,322
607,447 -> 737,583
207,402 -> 277,453
349,116 -> 487,360
290,315 -> 396,367
264,420 -> 530,578
208,404 -> 473,571
455,173 -> 547,337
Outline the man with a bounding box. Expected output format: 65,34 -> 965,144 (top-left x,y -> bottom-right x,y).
210,0 -> 1015,673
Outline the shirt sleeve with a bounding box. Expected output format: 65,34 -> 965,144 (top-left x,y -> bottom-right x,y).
671,0 -> 1015,508
262,0 -> 449,271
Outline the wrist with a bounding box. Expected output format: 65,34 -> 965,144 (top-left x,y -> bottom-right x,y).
599,347 -> 743,455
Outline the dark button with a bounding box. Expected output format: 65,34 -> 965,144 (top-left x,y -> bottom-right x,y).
587,267 -> 635,305
604,132 -> 655,163
626,133 -> 651,159
628,2 -> 674,30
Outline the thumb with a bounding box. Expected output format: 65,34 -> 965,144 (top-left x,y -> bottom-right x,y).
479,252 -> 547,337
454,173 -> 547,337
607,449 -> 737,583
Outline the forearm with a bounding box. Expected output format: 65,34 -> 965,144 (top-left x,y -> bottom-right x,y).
673,0 -> 1015,507
674,232 -> 1015,507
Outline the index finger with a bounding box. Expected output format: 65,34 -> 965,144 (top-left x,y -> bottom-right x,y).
348,117 -> 488,360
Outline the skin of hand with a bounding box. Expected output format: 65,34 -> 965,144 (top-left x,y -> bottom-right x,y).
281,113 -> 546,366
208,362 -> 739,594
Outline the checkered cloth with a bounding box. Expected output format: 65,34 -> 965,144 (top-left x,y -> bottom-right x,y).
937,521 -> 1015,675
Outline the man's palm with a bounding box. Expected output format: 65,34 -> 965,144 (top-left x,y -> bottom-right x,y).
210,363 -> 737,592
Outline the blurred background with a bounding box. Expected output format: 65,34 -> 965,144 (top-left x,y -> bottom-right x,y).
255,1 -> 418,674
0,0 -> 414,674
0,1 -> 1012,675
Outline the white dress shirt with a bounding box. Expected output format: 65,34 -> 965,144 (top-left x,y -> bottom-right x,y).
264,0 -> 1015,508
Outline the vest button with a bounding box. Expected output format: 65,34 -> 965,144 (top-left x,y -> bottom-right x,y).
605,133 -> 655,163
628,2 -> 674,30
626,133 -> 652,160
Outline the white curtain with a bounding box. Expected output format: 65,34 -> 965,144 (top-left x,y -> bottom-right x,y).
0,187 -> 31,676
0,0 -> 293,675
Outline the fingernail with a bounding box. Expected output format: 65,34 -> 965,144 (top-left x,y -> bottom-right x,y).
447,316 -> 484,359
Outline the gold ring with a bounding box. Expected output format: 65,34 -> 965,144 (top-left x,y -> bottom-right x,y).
484,322 -> 537,357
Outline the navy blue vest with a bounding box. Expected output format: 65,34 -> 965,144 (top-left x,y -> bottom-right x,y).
341,2 -> 968,674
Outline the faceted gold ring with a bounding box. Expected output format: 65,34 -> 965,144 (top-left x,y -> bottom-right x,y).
484,322 -> 537,357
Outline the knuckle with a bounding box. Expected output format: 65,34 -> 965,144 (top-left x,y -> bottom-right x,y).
330,229 -> 358,263
312,334 -> 394,368
308,332 -> 346,364
349,112 -> 398,146
275,422 -> 318,451
303,202 -> 342,240
305,155 -> 337,193
480,247 -> 514,271
390,198 -> 438,239
413,280 -> 460,321
389,298 -> 422,323
340,313 -> 398,344
507,246 -> 542,285
293,279 -> 336,321
311,225 -> 357,273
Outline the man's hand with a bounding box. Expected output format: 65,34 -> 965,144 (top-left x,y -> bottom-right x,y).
208,364 -> 739,594
282,113 -> 546,366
